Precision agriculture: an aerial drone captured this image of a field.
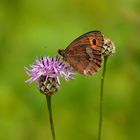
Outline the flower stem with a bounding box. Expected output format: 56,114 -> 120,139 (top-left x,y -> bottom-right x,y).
46,95 -> 56,140
98,56 -> 108,140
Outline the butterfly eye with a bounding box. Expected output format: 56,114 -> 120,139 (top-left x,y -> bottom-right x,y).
92,39 -> 96,45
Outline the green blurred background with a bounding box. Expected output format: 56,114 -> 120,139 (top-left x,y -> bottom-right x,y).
0,0 -> 140,140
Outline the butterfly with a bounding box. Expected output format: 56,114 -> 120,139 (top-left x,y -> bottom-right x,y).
58,31 -> 104,76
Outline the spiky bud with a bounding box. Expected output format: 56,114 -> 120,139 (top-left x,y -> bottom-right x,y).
37,76 -> 60,96
102,38 -> 115,56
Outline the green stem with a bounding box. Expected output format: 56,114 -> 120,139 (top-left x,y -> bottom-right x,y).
46,95 -> 56,140
98,56 -> 108,140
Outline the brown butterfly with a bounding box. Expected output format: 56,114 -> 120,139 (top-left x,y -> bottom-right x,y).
58,31 -> 104,76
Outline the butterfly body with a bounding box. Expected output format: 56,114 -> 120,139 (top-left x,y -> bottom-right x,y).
58,31 -> 104,76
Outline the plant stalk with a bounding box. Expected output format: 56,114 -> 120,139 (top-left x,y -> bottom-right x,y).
46,95 -> 56,140
98,56 -> 108,140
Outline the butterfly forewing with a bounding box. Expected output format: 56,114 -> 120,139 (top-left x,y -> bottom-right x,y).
66,31 -> 104,52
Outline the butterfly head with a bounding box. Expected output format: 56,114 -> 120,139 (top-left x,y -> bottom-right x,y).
58,49 -> 64,56
58,49 -> 66,60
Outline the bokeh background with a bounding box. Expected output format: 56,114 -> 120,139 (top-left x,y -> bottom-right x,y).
0,0 -> 140,140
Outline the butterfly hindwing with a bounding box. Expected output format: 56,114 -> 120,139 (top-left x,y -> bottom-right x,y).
66,45 -> 102,75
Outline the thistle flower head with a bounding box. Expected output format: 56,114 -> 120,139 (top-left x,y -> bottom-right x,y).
25,56 -> 75,96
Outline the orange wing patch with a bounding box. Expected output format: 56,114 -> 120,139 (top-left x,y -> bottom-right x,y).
89,36 -> 104,51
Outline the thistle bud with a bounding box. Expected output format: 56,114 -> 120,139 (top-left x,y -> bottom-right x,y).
37,76 -> 60,96
102,38 -> 115,56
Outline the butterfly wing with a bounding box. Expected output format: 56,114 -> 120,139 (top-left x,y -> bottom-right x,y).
62,31 -> 104,76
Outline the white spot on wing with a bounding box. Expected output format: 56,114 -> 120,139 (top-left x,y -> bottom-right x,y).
86,47 -> 94,60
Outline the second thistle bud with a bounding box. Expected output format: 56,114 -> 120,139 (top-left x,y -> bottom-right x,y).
102,38 -> 115,56
37,76 -> 60,96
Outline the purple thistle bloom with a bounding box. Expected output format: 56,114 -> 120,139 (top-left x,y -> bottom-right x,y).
25,56 -> 75,84
25,56 -> 75,95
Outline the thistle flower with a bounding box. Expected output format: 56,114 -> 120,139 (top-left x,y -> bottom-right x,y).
25,56 -> 75,96
25,56 -> 75,140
